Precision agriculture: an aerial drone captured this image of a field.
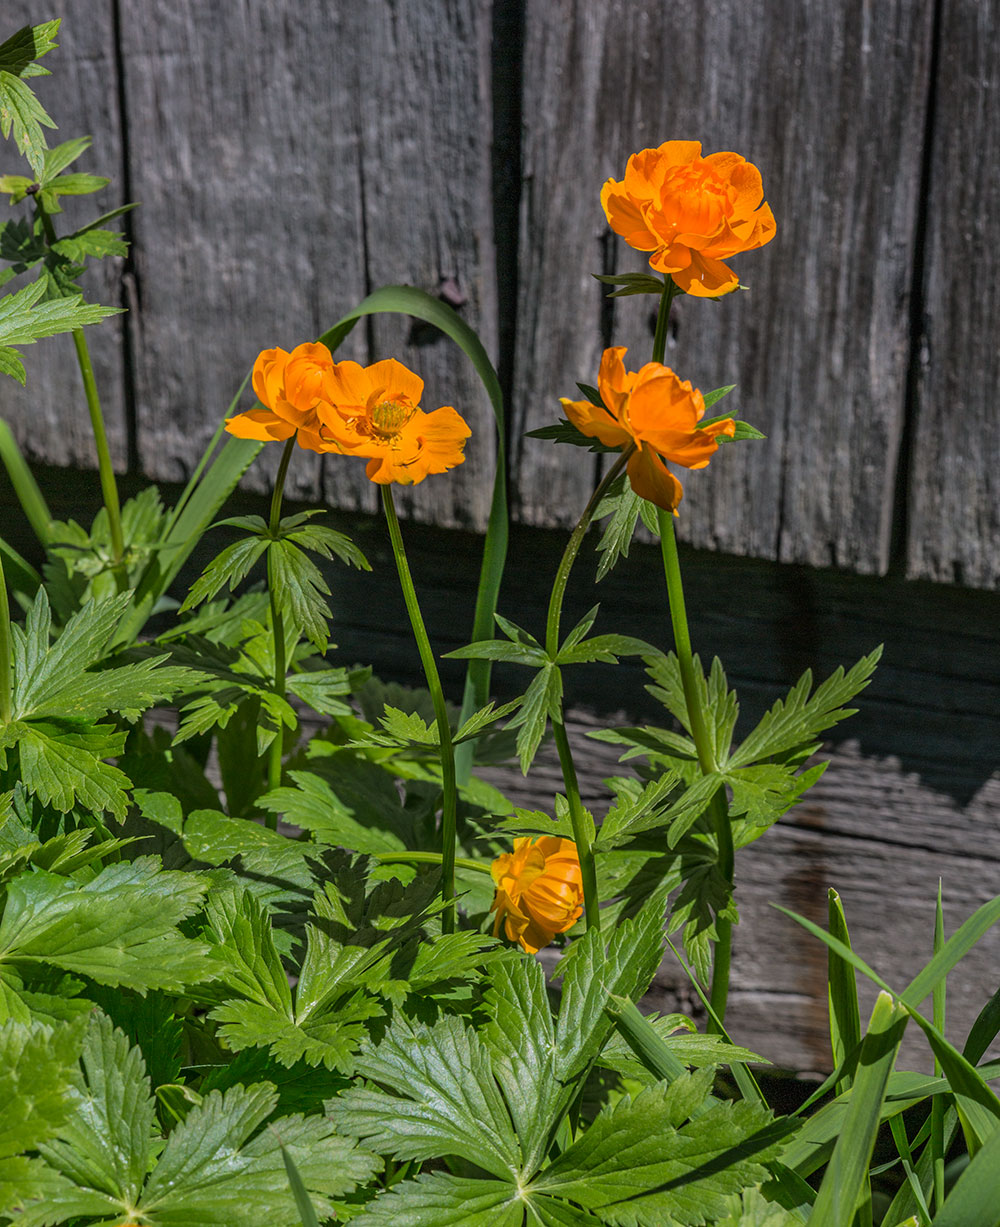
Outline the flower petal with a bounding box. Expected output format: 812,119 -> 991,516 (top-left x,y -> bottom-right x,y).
365,357 -> 424,407
626,443 -> 684,512
251,348 -> 290,411
671,251 -> 739,297
224,409 -> 296,442
600,180 -> 660,251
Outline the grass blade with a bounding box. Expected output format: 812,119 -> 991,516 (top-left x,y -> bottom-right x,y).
828,888 -> 862,1096
929,1116 -> 1000,1225
317,285 -> 508,782
280,1143 -> 322,1227
809,991 -> 908,1227
604,993 -> 686,1082
0,417 -> 52,545
901,892 -> 1000,1010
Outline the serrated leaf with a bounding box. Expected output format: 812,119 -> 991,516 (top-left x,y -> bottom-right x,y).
0,858 -> 216,992
284,666 -> 356,717
525,417 -> 617,451
268,537 -> 332,651
283,521 -> 370,571
11,720 -> 133,818
328,1013 -> 522,1178
0,72 -> 56,176
181,534 -> 270,610
39,135 -> 89,180
0,279 -> 118,350
728,648 -> 882,769
510,664 -> 562,774
0,1018 -> 85,1158
348,1172 -> 522,1227
595,477 -> 643,581
557,632 -> 661,666
533,1076 -> 786,1225
0,345 -> 25,383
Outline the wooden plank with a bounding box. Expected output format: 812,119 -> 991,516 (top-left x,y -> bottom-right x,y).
907,0 -> 1000,587
0,1 -> 128,475
117,0 -> 497,524
514,0 -> 934,576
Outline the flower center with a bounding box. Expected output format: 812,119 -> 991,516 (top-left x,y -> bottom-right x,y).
656,161 -> 734,238
370,399 -> 414,439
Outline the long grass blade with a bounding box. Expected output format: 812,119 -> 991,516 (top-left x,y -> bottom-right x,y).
280,1143 -> 322,1227
0,418 -> 52,545
605,993 -> 686,1082
809,991 -> 908,1227
316,285 -> 508,782
928,1114 -> 1000,1225
931,883 -> 947,1212
828,888 -> 862,1096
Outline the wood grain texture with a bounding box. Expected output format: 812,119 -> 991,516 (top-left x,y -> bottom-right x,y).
906,0 -> 1000,587
513,0 -> 934,580
0,1 -> 128,473
117,0 -> 497,522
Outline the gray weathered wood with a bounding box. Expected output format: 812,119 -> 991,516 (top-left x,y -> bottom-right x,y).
118,0 -> 497,524
514,0 -> 934,580
907,0 -> 1000,587
0,1 -> 128,475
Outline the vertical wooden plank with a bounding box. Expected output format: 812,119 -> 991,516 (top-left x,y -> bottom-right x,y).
514,0 -> 933,576
354,1 -> 498,531
907,0 -> 1000,588
0,1 -> 127,476
118,0 -> 496,524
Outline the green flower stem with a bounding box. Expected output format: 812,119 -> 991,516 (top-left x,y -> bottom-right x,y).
381,485 -> 459,935
374,851 -> 493,876
651,279 -> 733,1033
35,199 -> 126,579
265,437 -> 295,816
542,448 -> 632,934
0,552 -> 11,724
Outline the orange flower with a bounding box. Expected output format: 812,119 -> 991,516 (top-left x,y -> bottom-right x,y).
316,358 -> 470,485
602,140 -> 775,296
225,342 -> 337,451
560,346 -> 734,513
490,836 -> 584,953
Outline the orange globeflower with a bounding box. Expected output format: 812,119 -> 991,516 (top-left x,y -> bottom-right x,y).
601,140 -> 775,297
317,358 -> 470,485
560,346 -> 734,513
225,342 -> 335,451
490,836 -> 584,953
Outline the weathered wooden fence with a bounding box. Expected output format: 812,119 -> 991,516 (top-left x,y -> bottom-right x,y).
1,0 -> 998,1072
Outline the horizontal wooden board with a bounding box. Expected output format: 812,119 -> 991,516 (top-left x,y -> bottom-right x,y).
0,0 -> 128,474
907,0 -> 1000,587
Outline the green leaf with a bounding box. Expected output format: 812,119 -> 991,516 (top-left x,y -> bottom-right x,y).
268,537 -> 333,651
703,384 -> 736,410
928,1116 -> 1000,1226
809,992 -> 908,1227
39,136 -> 89,180
728,648 -> 882,769
556,632 -> 660,666
827,889 -> 862,1095
0,1018 -> 84,1157
0,858 -> 216,992
511,664 -> 562,773
526,417 -> 617,451
259,761 -> 409,855
180,533 -> 269,610
44,171 -> 108,196
592,270 -> 668,297
0,69 -> 57,176
328,1013 -> 522,1179
347,1173 -> 522,1227
533,1075 -> 785,1224
594,476 -> 643,581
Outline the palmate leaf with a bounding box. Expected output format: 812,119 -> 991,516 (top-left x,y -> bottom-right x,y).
348,1172 -> 526,1227
268,537 -> 334,650
0,857 -> 217,996
532,1074 -> 786,1226
0,1012 -> 379,1227
328,1013 -> 523,1178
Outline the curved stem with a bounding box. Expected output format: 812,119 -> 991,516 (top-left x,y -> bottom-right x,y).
265,437 -> 295,817
0,552 -> 11,725
544,448 -> 632,658
652,279 -> 680,365
35,200 -> 126,580
381,485 -> 459,934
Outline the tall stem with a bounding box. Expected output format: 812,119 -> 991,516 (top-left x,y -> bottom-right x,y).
0,552 -> 11,725
265,437 -> 295,815
35,199 -> 126,578
651,278 -> 733,1032
542,448 -> 632,933
381,485 -> 459,934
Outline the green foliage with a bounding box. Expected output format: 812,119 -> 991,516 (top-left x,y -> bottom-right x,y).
0,278 -> 118,384
0,21 -> 60,176
0,1012 -> 379,1226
